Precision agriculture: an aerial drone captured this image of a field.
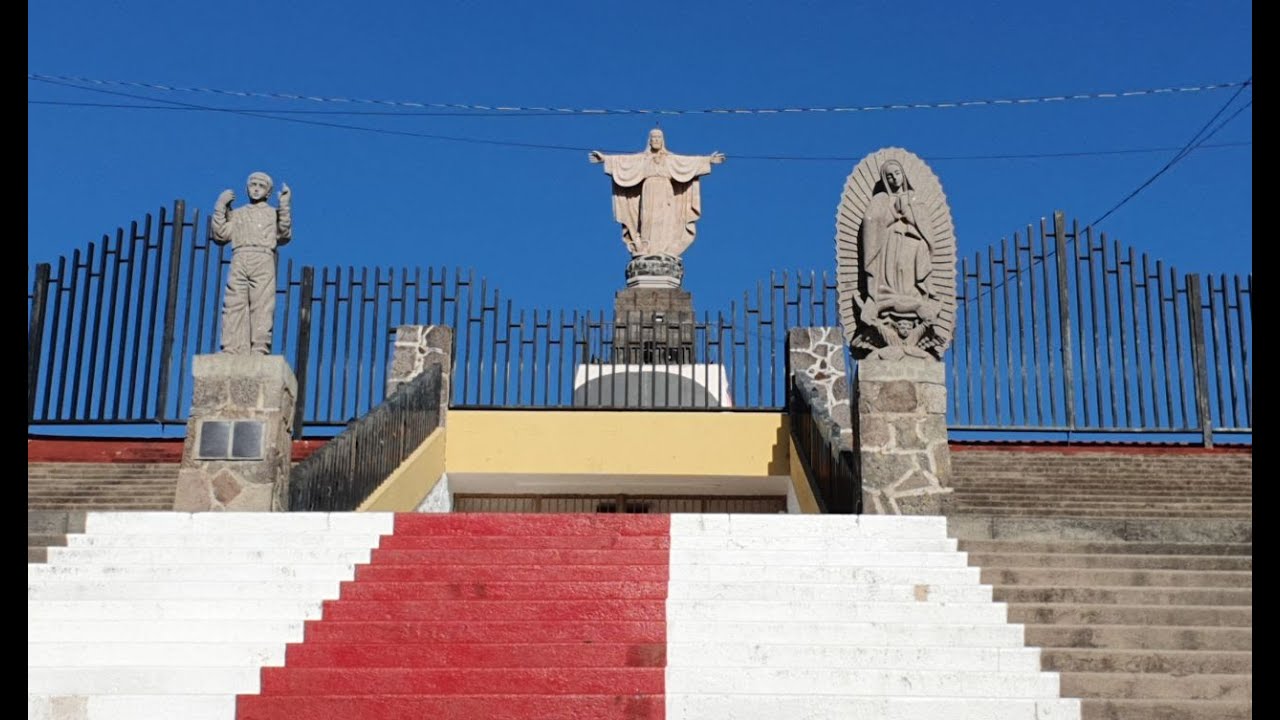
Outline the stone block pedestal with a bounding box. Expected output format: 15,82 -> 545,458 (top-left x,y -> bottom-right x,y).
173,355 -> 297,512
855,358 -> 953,515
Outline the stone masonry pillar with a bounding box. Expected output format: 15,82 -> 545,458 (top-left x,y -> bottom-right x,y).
386,326 -> 453,424
173,355 -> 297,511
855,357 -> 954,515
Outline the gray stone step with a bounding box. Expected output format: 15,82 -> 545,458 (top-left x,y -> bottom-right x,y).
982,567 -> 1251,588
1062,671 -> 1251,701
949,516 -> 1252,544
27,511 -> 87,535
1079,698 -> 1251,720
959,540 -> 1253,556
1041,648 -> 1251,675
954,507 -> 1252,519
969,552 -> 1252,571
1026,625 -> 1251,651
1008,603 -> 1251,627
994,586 -> 1253,607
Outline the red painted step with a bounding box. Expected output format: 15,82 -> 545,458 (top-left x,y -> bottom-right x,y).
303,620 -> 667,644
338,581 -> 669,601
238,694 -> 664,720
259,667 -> 665,695
376,534 -> 670,550
320,599 -> 667,622
370,548 -> 670,564
284,642 -> 666,669
355,564 -> 669,583
391,513 -> 670,536
239,514 -> 670,720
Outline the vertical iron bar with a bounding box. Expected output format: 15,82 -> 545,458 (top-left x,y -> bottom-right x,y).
1086,226 -> 1105,427
1141,254 -> 1161,427
293,266 -> 315,438
1055,213 -> 1077,429
83,238 -> 109,419
113,223 -> 141,419
1157,262 -> 1176,426
139,210 -> 167,419
156,200 -> 186,420
1235,275 -> 1251,426
962,256 -> 974,423
1124,247 -> 1145,426
1096,231 -> 1118,427
353,267 -> 369,417
1026,225 -> 1044,424
340,269 -> 355,419
974,252 -> 987,424
987,248 -> 1000,423
58,249 -> 85,420
1000,238 -> 1015,422
42,257 -> 66,419
27,264 -> 52,422
1171,267 -> 1190,425
1013,232 -> 1030,423
176,212 -> 203,422
1112,240 -> 1133,426
462,273 -> 474,404
1185,274 -> 1213,446
69,244 -> 96,420
1221,274 -> 1240,427
1207,275 -> 1226,428
1038,219 -> 1057,423
100,230 -> 126,418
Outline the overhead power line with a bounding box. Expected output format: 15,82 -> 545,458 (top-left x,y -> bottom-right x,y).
29,72 -> 1250,117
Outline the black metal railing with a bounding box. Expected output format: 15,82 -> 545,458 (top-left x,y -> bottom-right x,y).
288,364 -> 442,511
788,375 -> 861,513
28,202 -> 1251,444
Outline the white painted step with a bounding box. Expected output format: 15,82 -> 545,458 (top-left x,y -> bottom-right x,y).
667,621 -> 1026,647
668,600 -> 1010,624
672,536 -> 958,552
28,666 -> 260,694
82,512 -> 394,534
29,694 -> 235,720
30,563 -> 360,582
667,695 -> 1081,720
28,599 -> 325,620
28,642 -> 286,667
45,547 -> 373,564
66,533 -> 384,548
672,514 -> 948,538
668,581 -> 993,603
665,643 -> 1043,672
28,619 -> 305,643
29,580 -> 342,601
668,564 -> 981,584
670,549 -> 969,567
667,667 -> 1061,697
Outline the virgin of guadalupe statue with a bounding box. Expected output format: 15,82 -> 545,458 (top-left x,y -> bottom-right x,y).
589,129 -> 725,259
836,148 -> 956,360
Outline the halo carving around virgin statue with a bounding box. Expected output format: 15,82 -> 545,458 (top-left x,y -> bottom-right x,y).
836,147 -> 956,361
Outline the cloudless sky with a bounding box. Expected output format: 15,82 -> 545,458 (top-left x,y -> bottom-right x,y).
28,0 -> 1252,315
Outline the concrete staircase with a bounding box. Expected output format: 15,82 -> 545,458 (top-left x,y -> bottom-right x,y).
31,512 -> 1080,720
28,462 -> 180,511
663,514 -> 1078,719
28,513 -> 392,720
950,449 -> 1253,720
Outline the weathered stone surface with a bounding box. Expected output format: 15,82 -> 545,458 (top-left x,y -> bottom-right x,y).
210,470 -> 242,504
928,442 -> 953,479
860,416 -> 892,448
860,452 -> 917,490
386,325 -> 454,425
875,381 -> 919,413
892,470 -> 933,493
891,418 -> 927,450
176,354 -> 296,512
895,493 -> 945,516
857,357 -> 947,384
835,148 -> 956,360
920,383 -> 949,414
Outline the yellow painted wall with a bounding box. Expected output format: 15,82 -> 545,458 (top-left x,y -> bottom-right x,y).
787,436 -> 822,513
357,427 -> 447,511
447,411 -> 790,477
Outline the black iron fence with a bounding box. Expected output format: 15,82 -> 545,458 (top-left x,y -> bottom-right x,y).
788,376 -> 861,513
28,203 -> 1251,443
288,364 -> 442,511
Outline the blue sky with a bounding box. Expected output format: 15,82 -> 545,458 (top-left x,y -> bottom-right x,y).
29,0 -> 1252,315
